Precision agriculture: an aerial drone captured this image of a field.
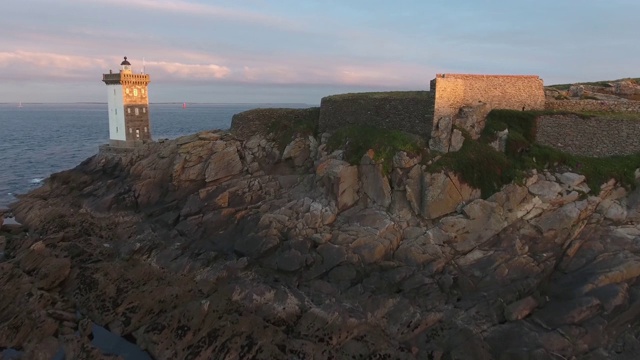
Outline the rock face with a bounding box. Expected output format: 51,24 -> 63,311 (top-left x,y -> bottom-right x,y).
429,103 -> 490,153
4,129 -> 640,359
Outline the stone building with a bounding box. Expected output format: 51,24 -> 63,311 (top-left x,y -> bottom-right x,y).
102,57 -> 152,147
429,74 -> 545,152
430,74 -> 545,119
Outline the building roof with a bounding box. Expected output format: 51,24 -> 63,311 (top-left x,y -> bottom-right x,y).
120,56 -> 131,66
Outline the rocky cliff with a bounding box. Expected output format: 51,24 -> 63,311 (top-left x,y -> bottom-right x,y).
2,124 -> 640,359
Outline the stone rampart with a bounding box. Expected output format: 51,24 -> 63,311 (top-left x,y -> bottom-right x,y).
230,107 -> 320,140
318,91 -> 434,137
431,74 -> 546,120
545,99 -> 640,113
536,115 -> 640,156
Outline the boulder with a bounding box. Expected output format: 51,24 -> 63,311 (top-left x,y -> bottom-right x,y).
557,172 -> 586,187
405,165 -> 422,215
421,171 -> 480,219
316,159 -> 359,211
449,129 -> 464,152
505,296 -> 538,321
597,199 -> 627,222
454,103 -> 490,139
528,180 -> 563,201
489,128 -> 509,153
359,152 -> 392,208
392,151 -> 421,169
205,143 -> 243,182
282,136 -> 317,167
429,116 -> 453,153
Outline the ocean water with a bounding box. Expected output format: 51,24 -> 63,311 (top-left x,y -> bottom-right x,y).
0,102 -> 310,209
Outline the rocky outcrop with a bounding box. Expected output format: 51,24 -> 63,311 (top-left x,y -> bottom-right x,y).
429,103 -> 489,153
4,126 -> 640,359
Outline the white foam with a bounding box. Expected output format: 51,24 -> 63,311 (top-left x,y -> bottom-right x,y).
29,178 -> 44,184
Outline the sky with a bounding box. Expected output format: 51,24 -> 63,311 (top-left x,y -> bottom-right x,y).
1,0 -> 639,104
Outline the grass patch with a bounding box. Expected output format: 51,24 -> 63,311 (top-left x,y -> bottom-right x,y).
266,109 -> 320,151
327,125 -> 425,173
431,109 -> 640,197
429,131 -> 514,196
480,110 -> 640,194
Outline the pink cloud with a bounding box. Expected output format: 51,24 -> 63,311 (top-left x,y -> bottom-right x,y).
147,60 -> 231,80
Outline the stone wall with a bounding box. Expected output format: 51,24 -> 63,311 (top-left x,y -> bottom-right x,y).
545,99 -> 640,113
230,107 -> 320,140
318,91 -> 434,137
431,74 -> 546,120
536,115 -> 640,156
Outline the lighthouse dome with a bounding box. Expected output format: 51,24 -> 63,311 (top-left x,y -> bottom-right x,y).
120,56 -> 131,66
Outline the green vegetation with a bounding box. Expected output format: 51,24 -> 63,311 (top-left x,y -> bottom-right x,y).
327,125 -> 426,174
429,131 -> 514,196
547,78 -> 640,90
322,109 -> 639,197
437,109 -> 640,196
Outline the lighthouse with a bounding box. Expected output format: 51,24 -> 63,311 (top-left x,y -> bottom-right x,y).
102,57 -> 152,147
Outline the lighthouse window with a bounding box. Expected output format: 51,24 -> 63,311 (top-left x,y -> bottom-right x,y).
142,107 -> 146,113
129,128 -> 133,134
135,108 -> 139,115
116,127 -> 118,133
127,108 -> 131,114
113,89 -> 116,95
126,88 -> 130,94
142,89 -> 145,95
144,127 -> 148,133
136,129 -> 140,138
133,89 -> 138,96
115,109 -> 117,115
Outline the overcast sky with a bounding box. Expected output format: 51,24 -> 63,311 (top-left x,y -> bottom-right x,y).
1,0 -> 638,104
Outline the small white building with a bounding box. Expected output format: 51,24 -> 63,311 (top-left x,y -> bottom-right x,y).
102,57 -> 152,147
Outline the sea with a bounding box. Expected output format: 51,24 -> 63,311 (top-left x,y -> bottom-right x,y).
0,102 -> 311,209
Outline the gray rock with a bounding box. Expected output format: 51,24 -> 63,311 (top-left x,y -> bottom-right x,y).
316,159 -> 360,211
449,128 -> 464,152
429,116 -> 453,153
528,180 -> 563,200
392,151 -> 421,169
421,171 -> 480,219
558,172 -> 586,187
205,144 -> 243,182
359,157 -> 391,208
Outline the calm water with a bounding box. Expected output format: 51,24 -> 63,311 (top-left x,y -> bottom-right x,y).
0,102 -> 309,208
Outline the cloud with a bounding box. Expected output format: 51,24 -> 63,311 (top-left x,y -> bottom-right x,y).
0,51 -> 108,80
147,60 -> 231,80
82,0 -> 300,30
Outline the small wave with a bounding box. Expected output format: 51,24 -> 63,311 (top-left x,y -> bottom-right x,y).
29,178 -> 44,184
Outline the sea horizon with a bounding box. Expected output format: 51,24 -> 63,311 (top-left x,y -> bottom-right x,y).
0,102 -> 312,208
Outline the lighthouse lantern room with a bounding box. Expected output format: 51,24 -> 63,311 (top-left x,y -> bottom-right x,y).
102,56 -> 151,147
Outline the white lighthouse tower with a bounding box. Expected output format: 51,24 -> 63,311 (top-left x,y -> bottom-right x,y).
102,57 -> 152,147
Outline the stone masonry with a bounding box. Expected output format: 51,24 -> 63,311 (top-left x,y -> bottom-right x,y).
318,91 -> 434,138
428,74 -> 546,152
536,114 -> 640,156
431,74 -> 546,120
